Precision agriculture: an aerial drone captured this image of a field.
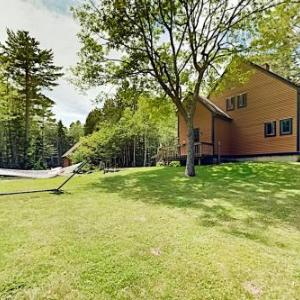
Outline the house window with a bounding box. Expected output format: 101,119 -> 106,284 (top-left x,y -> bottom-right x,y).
226,97 -> 235,111
264,121 -> 276,137
193,128 -> 200,142
280,118 -> 293,135
237,93 -> 247,108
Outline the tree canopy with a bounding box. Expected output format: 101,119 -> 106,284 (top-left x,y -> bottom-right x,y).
0,29 -> 82,169
248,2 -> 300,83
73,85 -> 177,167
0,29 -> 63,168
72,0 -> 295,176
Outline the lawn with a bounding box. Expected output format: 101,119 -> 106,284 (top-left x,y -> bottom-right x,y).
0,162 -> 299,299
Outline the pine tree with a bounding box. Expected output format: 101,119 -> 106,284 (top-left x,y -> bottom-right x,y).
57,120 -> 68,165
0,29 -> 63,168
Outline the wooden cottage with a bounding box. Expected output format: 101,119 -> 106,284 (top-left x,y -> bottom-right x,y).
177,61 -> 300,162
61,142 -> 81,167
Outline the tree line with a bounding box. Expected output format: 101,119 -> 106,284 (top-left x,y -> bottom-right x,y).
73,82 -> 177,168
0,29 -> 84,169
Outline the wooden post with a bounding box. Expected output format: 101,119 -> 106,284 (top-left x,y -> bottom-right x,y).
198,142 -> 202,165
199,142 -> 202,157
217,141 -> 221,164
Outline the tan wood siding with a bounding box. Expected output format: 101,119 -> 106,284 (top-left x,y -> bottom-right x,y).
179,101 -> 213,155
214,118 -> 232,155
210,66 -> 298,156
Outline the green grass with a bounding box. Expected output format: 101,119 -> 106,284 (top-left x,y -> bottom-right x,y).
0,162 -> 299,299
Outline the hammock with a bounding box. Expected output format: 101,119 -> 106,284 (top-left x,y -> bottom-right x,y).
0,163 -> 83,179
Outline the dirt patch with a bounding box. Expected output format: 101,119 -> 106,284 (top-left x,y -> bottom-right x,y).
150,247 -> 161,256
242,281 -> 262,298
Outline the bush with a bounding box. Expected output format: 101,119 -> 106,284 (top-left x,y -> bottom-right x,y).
168,160 -> 181,167
32,159 -> 47,170
156,161 -> 165,167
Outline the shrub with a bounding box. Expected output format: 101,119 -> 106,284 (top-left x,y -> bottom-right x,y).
32,159 -> 47,170
168,160 -> 181,167
156,161 -> 165,167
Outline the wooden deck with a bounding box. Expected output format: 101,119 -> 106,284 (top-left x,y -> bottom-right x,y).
157,142 -> 219,164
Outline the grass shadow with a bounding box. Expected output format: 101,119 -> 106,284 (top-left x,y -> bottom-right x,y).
87,163 -> 300,245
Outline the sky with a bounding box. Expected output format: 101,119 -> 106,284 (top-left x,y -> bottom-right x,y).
0,0 -> 100,126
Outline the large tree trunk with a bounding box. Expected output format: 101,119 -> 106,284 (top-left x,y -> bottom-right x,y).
185,118 -> 195,177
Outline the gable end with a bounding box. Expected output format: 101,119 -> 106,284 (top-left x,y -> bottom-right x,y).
250,62 -> 299,90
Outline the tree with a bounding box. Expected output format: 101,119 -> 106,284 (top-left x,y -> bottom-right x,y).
0,29 -> 63,168
0,65 -> 24,167
248,2 -> 300,84
73,0 -> 290,176
57,120 -> 69,165
84,108 -> 103,135
68,120 -> 84,144
31,94 -> 56,167
73,86 -> 176,168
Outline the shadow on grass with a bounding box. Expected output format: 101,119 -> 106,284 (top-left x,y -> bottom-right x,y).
88,163 -> 300,245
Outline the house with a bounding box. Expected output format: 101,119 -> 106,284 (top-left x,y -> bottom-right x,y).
61,142 -> 81,167
178,61 -> 300,162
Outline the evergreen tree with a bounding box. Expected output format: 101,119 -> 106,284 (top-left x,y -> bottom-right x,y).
74,86 -> 176,168
68,120 -> 84,144
0,29 -> 63,168
57,120 -> 68,165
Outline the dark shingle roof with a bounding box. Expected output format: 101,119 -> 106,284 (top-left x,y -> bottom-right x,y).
197,95 -> 232,120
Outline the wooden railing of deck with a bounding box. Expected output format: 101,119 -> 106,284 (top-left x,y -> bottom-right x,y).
193,142 -> 214,156
157,142 -> 215,162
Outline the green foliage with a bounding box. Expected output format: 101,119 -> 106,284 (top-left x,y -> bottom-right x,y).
248,2 -> 300,84
57,120 -> 69,163
73,86 -> 177,167
0,29 -> 63,168
0,29 -> 63,91
84,108 -> 102,135
71,1 -> 293,97
72,123 -> 121,165
156,161 -> 165,167
68,120 -> 84,144
168,160 -> 181,167
32,159 -> 47,170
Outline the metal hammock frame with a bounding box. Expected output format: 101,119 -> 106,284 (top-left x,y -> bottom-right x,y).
0,162 -> 86,196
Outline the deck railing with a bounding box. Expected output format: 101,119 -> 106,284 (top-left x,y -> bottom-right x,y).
157,142 -> 214,162
194,142 -> 214,156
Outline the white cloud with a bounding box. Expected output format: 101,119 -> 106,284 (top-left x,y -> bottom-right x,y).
0,0 -> 98,126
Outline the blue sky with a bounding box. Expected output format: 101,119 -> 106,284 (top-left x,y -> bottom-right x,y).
0,0 -> 99,126
29,0 -> 79,14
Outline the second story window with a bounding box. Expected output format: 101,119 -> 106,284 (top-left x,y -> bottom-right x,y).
264,121 -> 276,137
226,97 -> 235,111
237,93 -> 247,108
193,128 -> 200,142
280,118 -> 293,135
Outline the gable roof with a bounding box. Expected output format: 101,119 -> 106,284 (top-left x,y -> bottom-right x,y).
249,62 -> 299,89
62,142 -> 81,158
209,59 -> 299,98
197,95 -> 232,120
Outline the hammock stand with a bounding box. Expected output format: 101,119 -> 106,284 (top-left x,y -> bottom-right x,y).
0,162 -> 86,196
